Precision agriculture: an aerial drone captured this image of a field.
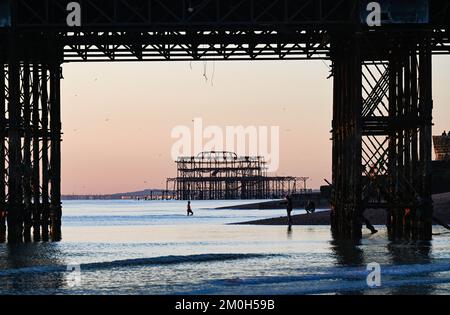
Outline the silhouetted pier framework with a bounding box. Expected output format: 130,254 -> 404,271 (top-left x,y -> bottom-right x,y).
1,0 -> 450,242
167,151 -> 302,200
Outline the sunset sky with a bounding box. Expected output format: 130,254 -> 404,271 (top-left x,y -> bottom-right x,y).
61,57 -> 450,195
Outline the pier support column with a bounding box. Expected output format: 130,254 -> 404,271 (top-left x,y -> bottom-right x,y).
7,51 -> 24,243
23,63 -> 33,242
0,64 -> 5,243
32,64 -> 42,241
362,44 -> 433,241
417,42 -> 433,240
331,35 -> 434,241
1,55 -> 63,243
330,35 -> 363,240
49,62 -> 62,241
41,64 -> 50,241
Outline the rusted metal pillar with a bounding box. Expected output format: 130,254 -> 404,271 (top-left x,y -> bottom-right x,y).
7,39 -> 24,243
387,55 -> 401,240
384,44 -> 433,241
403,54 -> 413,239
49,62 -> 62,241
41,65 -> 50,241
417,41 -> 433,241
1,54 -> 63,243
355,37 -> 433,241
410,53 -> 419,240
330,34 -> 363,240
32,63 -> 41,241
0,64 -> 6,243
22,63 -> 33,242
21,62 -> 32,242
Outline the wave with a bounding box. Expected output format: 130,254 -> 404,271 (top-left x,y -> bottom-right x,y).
183,261 -> 450,295
187,276 -> 450,295
210,263 -> 450,286
0,253 -> 272,276
211,261 -> 450,287
113,259 -> 450,295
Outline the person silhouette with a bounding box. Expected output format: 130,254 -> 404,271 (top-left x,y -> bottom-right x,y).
305,200 -> 316,214
187,201 -> 194,216
285,195 -> 293,225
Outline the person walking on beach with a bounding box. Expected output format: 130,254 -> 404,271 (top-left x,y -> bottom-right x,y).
187,201 -> 194,216
363,215 -> 378,234
285,195 -> 293,226
305,200 -> 316,214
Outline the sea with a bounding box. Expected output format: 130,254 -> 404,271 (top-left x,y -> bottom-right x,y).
0,199 -> 450,295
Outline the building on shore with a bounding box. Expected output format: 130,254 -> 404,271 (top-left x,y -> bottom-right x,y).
433,131 -> 450,161
433,132 -> 450,194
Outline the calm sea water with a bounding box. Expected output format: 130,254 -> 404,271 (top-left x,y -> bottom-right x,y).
0,200 -> 450,295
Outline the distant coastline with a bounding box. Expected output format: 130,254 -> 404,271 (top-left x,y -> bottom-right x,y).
62,189 -> 171,200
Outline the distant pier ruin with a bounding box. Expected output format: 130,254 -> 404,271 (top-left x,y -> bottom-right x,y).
166,151 -> 307,200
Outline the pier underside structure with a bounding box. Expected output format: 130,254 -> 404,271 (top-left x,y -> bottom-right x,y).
0,53 -> 62,243
1,0 -> 450,242
167,151 -> 301,200
331,35 -> 435,241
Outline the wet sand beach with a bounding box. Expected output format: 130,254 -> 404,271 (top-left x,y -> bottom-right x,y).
233,192 -> 450,226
